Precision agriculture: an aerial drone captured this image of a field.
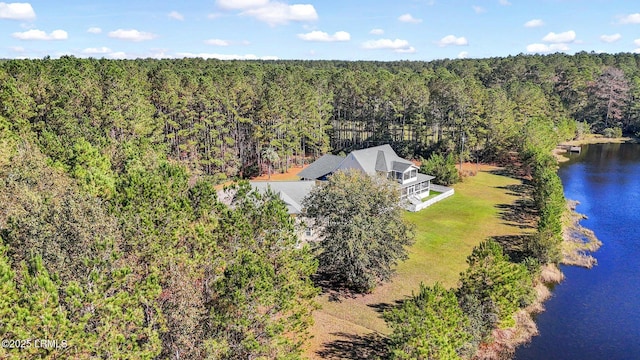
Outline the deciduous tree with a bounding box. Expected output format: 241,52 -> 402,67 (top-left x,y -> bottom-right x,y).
303,170 -> 414,293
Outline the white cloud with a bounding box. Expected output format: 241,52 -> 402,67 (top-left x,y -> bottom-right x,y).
108,29 -> 157,42
177,52 -> 278,60
542,30 -> 576,43
362,38 -> 414,53
205,38 -> 230,46
634,39 -> 640,46
370,28 -> 384,35
10,46 -> 24,52
525,43 -> 569,53
619,13 -> 640,24
524,19 -> 544,28
527,29 -> 575,53
600,33 -> 621,43
0,2 -> 36,20
87,27 -> 102,34
12,29 -> 67,40
108,52 -> 127,59
82,46 -> 112,54
216,0 -> 269,10
437,35 -> 468,46
148,50 -> 169,59
499,0 -> 511,5
472,6 -> 486,14
168,11 -> 184,20
242,3 -> 317,25
398,13 -> 422,23
216,0 -> 317,26
458,51 -> 469,58
297,30 -> 350,42
395,46 -> 416,54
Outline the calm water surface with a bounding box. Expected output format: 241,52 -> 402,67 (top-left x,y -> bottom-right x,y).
515,143 -> 640,360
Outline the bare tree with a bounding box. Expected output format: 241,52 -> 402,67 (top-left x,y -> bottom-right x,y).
589,67 -> 630,130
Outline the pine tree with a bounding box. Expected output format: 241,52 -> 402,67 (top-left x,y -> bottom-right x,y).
384,283 -> 472,360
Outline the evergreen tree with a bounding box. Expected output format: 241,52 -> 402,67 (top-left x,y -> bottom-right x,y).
420,152 -> 460,186
205,183 -> 319,359
384,283 -> 472,360
457,240 -> 536,329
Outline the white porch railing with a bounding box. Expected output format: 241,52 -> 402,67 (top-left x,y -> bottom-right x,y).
406,186 -> 454,212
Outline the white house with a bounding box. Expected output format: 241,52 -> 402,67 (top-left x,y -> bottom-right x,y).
298,144 -> 435,203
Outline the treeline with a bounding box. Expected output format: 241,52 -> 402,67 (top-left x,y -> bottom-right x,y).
1,53 -> 640,185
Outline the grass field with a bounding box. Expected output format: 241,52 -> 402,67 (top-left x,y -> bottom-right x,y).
305,165 -> 534,359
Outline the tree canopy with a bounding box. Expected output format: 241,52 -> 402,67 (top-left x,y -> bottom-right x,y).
303,169 -> 415,293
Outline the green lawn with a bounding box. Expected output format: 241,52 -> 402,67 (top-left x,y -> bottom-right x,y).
306,167 -> 533,358
420,190 -> 442,202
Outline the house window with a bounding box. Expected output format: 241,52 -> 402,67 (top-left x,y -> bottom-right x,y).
402,168 -> 417,183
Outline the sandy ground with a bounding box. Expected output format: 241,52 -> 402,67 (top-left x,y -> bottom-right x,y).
250,165 -> 308,181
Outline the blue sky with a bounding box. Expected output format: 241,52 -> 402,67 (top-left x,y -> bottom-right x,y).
1,0 -> 639,60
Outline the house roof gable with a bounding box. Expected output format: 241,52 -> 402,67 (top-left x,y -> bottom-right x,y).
392,161 -> 415,172
343,144 -> 414,174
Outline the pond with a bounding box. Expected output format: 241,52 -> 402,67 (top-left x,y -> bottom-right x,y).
515,143 -> 640,360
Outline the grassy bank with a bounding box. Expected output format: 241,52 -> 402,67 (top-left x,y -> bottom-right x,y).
305,165 -> 534,359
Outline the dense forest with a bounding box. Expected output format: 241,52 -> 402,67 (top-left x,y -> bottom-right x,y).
1,52 -> 639,359
1,52 -> 640,183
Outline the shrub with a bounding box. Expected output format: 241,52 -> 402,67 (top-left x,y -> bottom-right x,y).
602,127 -> 622,138
420,152 -> 460,186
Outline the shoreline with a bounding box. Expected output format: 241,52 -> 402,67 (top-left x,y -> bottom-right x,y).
553,135 -> 638,163
474,201 -> 601,360
560,200 -> 602,268
473,265 -> 561,360
475,149 -> 606,359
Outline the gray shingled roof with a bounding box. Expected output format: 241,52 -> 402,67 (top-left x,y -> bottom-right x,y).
336,144 -> 415,175
250,181 -> 316,214
297,154 -> 345,180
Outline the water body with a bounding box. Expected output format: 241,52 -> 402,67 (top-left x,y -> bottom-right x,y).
515,143 -> 640,360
